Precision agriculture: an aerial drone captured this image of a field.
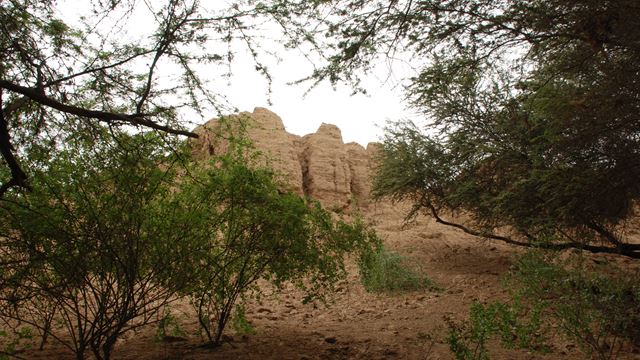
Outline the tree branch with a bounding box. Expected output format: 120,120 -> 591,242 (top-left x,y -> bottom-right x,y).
0,80 -> 198,138
0,89 -> 30,197
425,204 -> 640,260
45,50 -> 154,88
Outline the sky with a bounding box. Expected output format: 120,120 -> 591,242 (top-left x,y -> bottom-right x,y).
57,1 -> 420,146
221,47 -> 419,146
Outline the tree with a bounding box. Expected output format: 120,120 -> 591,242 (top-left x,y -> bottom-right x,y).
0,0 -> 307,197
283,0 -> 640,257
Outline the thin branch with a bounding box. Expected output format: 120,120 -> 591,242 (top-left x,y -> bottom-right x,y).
136,0 -> 193,114
45,50 -> 154,87
425,203 -> 640,259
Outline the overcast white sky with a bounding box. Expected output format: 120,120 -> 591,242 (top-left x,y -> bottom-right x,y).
222,47 -> 418,146
59,1 -> 420,146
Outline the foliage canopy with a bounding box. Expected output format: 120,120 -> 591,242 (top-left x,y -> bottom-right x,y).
0,0 -> 310,196
281,0 -> 640,257
164,133 -> 381,345
0,130 -> 185,359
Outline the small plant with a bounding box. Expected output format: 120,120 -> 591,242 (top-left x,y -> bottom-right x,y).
447,251 -> 640,360
445,301 -> 547,360
358,244 -> 437,293
414,331 -> 436,359
155,311 -> 186,341
509,251 -> 640,360
0,327 -> 33,360
231,304 -> 256,335
445,316 -> 488,360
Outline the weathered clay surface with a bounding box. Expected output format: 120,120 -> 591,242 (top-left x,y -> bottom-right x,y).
345,142 -> 371,207
192,108 -> 305,195
191,108 -> 378,209
246,108 -> 305,195
300,123 -> 353,209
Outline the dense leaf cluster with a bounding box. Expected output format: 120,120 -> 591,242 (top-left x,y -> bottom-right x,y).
288,0 -> 640,255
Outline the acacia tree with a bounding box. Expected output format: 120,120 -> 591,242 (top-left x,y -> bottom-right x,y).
0,0 -> 310,196
281,0 -> 640,258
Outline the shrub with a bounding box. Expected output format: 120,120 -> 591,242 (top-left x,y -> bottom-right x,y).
447,251 -> 640,360
155,310 -> 186,342
0,120 -> 383,355
510,252 -> 640,360
358,244 -> 437,293
0,132 -> 192,360
445,301 -> 547,360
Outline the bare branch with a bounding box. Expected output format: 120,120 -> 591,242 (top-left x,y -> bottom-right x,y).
425,203 -> 640,260
0,80 -> 198,138
45,50 -> 155,87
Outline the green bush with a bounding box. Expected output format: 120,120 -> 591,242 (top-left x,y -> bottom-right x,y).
358,245 -> 437,293
0,118 -> 382,356
510,252 -> 640,360
155,311 -> 186,342
231,304 -> 256,336
0,327 -> 33,360
0,132 -> 188,360
445,301 -> 547,360
447,251 -> 640,360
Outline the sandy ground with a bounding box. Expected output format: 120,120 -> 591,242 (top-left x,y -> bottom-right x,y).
20,203 -> 640,360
